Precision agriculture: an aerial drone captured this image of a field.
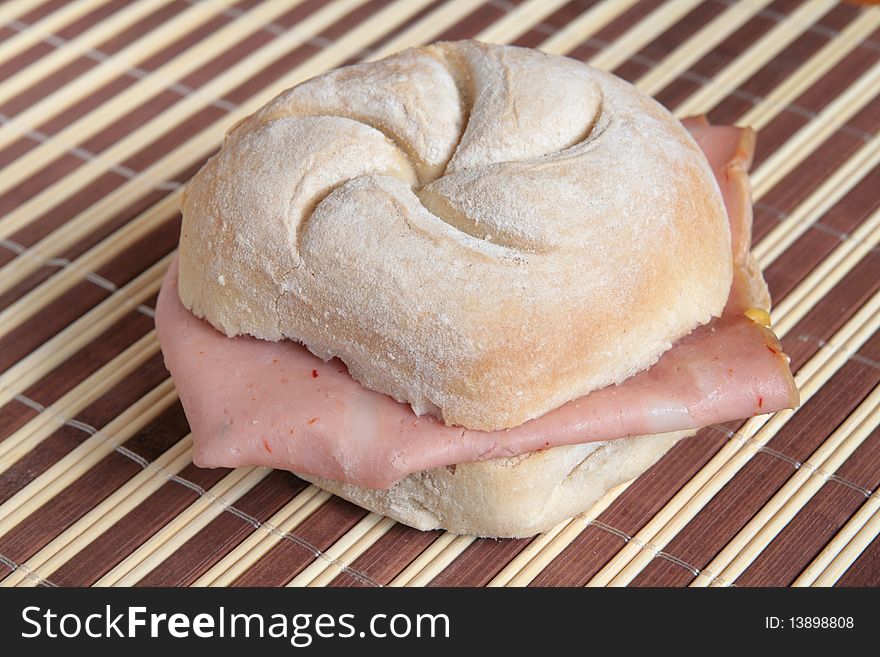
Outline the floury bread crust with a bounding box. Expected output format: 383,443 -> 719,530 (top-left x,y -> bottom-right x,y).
293,160 -> 774,539
297,429 -> 694,538
178,40 -> 732,431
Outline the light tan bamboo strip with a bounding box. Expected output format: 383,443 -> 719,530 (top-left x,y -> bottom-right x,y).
276,1 -> 801,584
740,10 -> 880,130
287,514 -> 394,587
290,1 -> 880,581
0,0 -> 310,200
588,0 -> 704,71
771,205 -> 880,337
794,491 -> 880,586
492,6 -> 880,581
0,0 -> 492,588
0,0 -> 771,312
0,0 -> 759,310
628,0 -> 842,131
404,534 -> 475,587
595,285 -> 880,585
0,0 -> 175,108
368,0 -> 486,60
0,330 -> 159,471
44,172 -> 864,592
94,466 -> 270,586
247,0 -> 671,586
306,516 -> 397,587
809,500 -> 880,586
0,379 -> 177,535
781,297 -> 880,392
0,254 -> 170,408
627,6 -> 880,278
0,197 -> 177,338
0,0 -> 585,327
497,194 -> 876,583
0,0 -> 239,153
3,435 -> 193,587
0,0 -> 844,596
583,260 -> 880,588
754,133 -> 880,267
12,6 -> 872,596
0,0 -> 633,329
493,520 -> 576,586
674,0 -> 840,116
635,0 -> 776,96
0,166 -> 175,294
476,0 -> 571,44
0,7 -> 360,298
373,2 -> 784,583
0,0 -> 110,66
3,0 -> 540,588
537,0 -> 639,55
751,59 -> 880,198
0,0 -> 48,26
387,13 -> 880,587
144,7 -> 880,584
13,0 -> 820,294
180,1 -> 672,585
0,0 -> 868,588
586,291 -> 880,587
0,0 -> 359,244
192,486 -> 332,587
0,0 -> 424,282
489,478 -> 631,586
691,381 -> 880,586
387,533 -> 469,587
0,0 -> 492,331
0,3 -> 844,316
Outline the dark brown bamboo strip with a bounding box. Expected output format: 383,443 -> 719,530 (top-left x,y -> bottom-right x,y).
0,0 -> 564,588
0,0 -> 131,87
0,0 -> 876,588
736,481 -> 873,585
135,471 -> 309,587
563,0 -> 669,62
229,497 -> 368,587
0,1 -> 75,30
327,525 -> 442,587
0,1 -> 428,305
47,462 -> 230,586
611,0 -> 729,83
517,429 -> 725,586
654,0 -> 830,109
632,354 -> 880,584
0,400 -> 189,566
427,538 -> 534,587
833,531 -> 880,586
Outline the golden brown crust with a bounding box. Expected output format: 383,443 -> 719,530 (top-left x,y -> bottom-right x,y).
178,40 -> 732,431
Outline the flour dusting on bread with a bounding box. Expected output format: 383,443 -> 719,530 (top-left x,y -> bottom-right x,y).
178,40 -> 731,431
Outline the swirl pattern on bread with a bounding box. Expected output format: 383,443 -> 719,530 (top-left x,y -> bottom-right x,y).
178,40 -> 732,431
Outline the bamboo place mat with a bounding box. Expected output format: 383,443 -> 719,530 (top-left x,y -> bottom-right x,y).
0,0 -> 878,589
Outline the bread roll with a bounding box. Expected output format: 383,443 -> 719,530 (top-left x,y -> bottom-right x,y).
178,40 -> 732,432
297,428 -> 694,538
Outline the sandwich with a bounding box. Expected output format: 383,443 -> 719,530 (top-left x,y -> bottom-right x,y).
155,40 -> 799,538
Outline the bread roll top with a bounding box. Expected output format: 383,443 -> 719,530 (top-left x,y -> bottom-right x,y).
178,40 -> 732,431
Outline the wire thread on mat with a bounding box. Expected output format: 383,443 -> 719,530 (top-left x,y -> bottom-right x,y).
3,388 -> 383,588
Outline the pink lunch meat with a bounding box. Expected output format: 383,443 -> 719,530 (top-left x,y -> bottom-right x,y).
156,119 -> 799,489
